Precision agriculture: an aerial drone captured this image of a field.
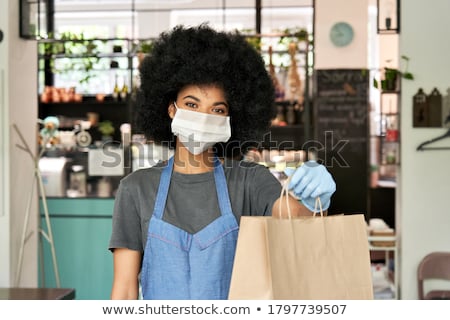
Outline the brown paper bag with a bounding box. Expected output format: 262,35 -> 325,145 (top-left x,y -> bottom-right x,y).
229,191 -> 373,299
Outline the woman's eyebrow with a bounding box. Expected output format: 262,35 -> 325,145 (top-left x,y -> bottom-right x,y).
182,95 -> 200,102
182,95 -> 228,108
213,101 -> 229,108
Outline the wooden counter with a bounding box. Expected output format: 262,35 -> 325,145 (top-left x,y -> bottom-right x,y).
0,288 -> 75,300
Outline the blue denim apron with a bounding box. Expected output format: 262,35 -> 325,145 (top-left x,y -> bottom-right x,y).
140,156 -> 239,299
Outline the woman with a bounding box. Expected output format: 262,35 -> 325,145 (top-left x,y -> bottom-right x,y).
109,24 -> 336,300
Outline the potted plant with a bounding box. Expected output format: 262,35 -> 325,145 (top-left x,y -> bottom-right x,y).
136,40 -> 154,66
98,120 -> 115,142
374,55 -> 414,91
238,29 -> 261,52
278,27 -> 309,45
370,164 -> 379,188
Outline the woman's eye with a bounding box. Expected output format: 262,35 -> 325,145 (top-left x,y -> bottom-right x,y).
212,108 -> 226,114
185,102 -> 197,109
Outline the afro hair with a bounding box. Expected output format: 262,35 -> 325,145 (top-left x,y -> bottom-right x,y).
134,24 -> 276,157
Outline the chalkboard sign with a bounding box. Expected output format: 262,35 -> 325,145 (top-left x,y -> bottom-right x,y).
313,69 -> 370,216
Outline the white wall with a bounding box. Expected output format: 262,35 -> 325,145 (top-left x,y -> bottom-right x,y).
0,0 -> 11,287
399,0 -> 450,299
0,0 -> 38,287
315,0 -> 369,69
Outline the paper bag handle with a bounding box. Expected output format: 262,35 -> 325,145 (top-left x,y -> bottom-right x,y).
278,177 -> 324,219
313,197 -> 324,217
278,176 -> 293,219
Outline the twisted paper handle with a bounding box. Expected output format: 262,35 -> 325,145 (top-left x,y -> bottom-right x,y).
313,197 -> 324,217
278,176 -> 324,218
278,176 -> 292,219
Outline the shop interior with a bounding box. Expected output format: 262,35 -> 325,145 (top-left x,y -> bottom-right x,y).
1,0 -> 450,300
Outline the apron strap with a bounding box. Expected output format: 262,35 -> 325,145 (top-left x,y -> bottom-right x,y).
213,157 -> 233,217
152,157 -> 174,219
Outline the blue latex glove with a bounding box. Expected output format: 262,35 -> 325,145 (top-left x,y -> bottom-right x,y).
284,160 -> 336,212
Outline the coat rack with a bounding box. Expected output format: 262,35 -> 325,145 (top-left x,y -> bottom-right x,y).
13,123 -> 60,287
417,128 -> 450,151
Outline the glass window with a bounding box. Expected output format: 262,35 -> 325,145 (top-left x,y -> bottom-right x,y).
39,0 -> 313,95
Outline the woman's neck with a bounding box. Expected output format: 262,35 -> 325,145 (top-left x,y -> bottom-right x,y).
173,147 -> 216,174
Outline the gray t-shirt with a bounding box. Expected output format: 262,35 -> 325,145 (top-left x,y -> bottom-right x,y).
109,158 -> 282,252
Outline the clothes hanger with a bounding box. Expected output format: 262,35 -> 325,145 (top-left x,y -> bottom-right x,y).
417,128 -> 450,151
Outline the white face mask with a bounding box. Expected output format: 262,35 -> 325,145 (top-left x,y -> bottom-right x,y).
171,102 -> 231,155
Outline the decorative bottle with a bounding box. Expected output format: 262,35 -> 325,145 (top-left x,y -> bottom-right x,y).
120,77 -> 129,101
287,42 -> 302,104
268,46 -> 284,101
112,75 -> 120,101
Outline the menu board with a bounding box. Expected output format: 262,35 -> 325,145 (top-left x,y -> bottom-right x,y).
313,69 -> 370,215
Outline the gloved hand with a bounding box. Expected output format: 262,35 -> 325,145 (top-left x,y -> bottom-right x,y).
284,160 -> 336,213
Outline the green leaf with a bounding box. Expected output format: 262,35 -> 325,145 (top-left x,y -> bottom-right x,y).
373,78 -> 379,88
402,72 -> 414,80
